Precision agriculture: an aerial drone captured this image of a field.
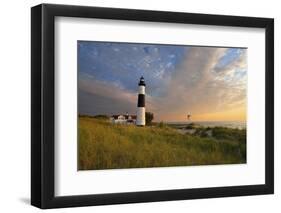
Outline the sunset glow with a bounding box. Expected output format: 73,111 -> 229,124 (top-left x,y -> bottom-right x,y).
78,41 -> 247,122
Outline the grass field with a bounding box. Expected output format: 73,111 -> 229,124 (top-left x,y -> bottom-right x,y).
78,116 -> 246,170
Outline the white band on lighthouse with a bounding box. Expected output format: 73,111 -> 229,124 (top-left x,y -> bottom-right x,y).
136,107 -> 145,126
139,85 -> 145,94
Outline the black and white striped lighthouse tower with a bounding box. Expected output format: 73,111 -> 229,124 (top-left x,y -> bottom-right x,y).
136,76 -> 146,126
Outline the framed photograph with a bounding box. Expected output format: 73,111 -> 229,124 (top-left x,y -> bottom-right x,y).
31,4 -> 274,209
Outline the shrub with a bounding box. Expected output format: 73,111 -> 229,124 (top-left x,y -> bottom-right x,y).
212,127 -> 246,144
185,123 -> 195,129
145,112 -> 154,125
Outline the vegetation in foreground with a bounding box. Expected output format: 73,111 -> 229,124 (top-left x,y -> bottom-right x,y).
78,116 -> 246,170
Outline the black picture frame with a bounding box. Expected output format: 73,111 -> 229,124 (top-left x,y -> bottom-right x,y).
31,3 -> 274,209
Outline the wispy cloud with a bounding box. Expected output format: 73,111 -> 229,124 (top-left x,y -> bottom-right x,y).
78,42 -> 247,121
153,47 -> 246,121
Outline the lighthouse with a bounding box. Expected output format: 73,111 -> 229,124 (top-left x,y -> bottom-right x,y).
136,76 -> 146,126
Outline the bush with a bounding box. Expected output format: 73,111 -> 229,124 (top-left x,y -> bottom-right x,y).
145,112 -> 154,125
194,128 -> 209,137
212,127 -> 246,144
185,123 -> 195,129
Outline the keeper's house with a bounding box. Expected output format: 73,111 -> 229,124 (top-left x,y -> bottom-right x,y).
110,114 -> 137,124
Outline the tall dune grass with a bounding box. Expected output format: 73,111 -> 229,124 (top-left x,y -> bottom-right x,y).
78,116 -> 246,170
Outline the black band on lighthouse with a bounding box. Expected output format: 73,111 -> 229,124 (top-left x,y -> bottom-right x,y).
138,76 -> 146,86
137,94 -> 145,107
138,81 -> 146,86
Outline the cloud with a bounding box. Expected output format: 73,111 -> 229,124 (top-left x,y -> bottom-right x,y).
79,77 -> 137,115
78,42 -> 247,121
79,75 -> 159,114
78,41 -> 185,94
79,77 -> 136,104
150,47 -> 247,121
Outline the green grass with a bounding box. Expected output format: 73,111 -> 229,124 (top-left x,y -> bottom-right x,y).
78,116 -> 246,170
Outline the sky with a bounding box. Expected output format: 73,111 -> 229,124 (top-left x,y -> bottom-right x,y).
78,41 -> 247,122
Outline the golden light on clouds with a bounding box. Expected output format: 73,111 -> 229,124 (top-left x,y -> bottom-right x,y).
153,105 -> 246,122
151,47 -> 247,122
191,106 -> 246,121
79,42 -> 247,122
